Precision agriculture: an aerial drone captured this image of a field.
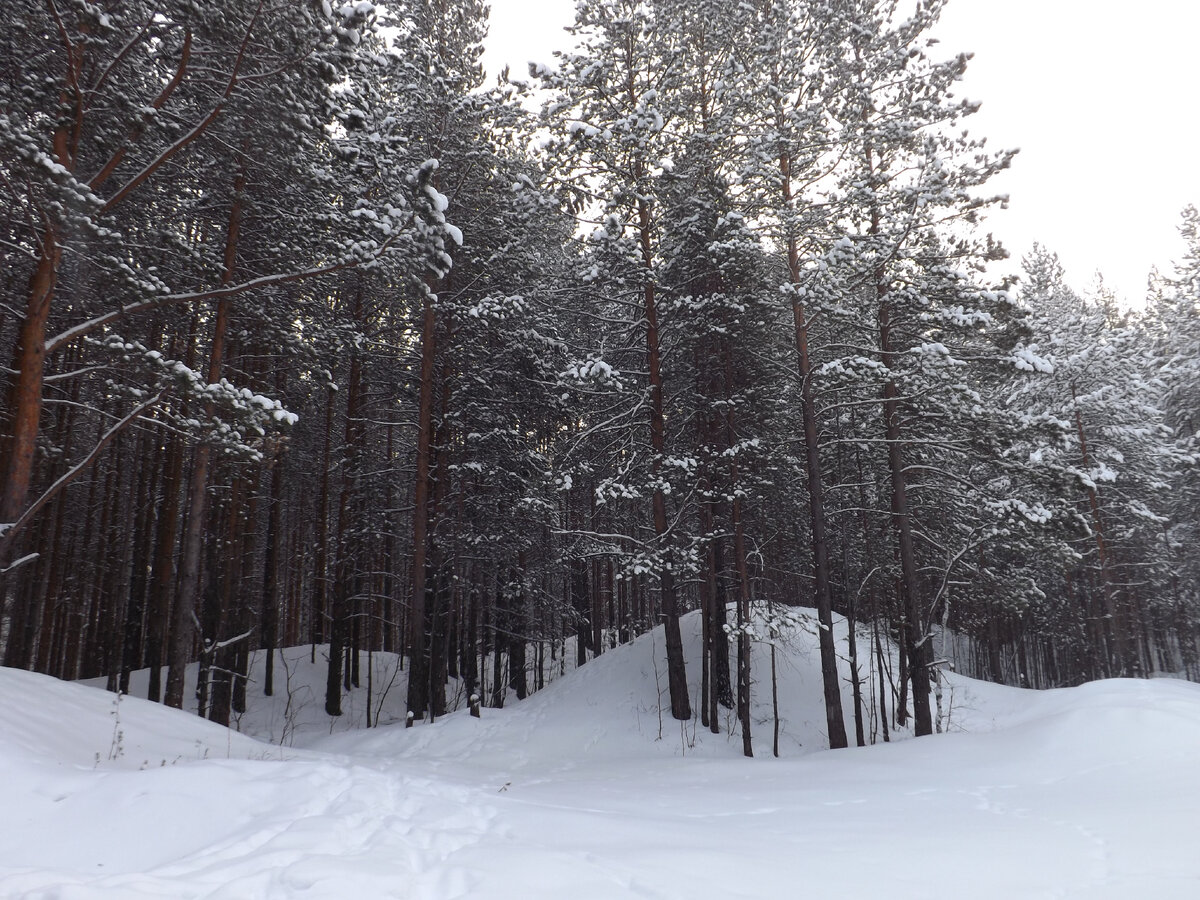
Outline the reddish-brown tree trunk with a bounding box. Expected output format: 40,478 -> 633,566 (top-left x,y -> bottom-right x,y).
406,286 -> 438,720
0,238 -> 61,545
637,197 -> 690,721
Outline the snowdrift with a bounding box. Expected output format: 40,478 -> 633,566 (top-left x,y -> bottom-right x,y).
1,608 -> 1198,899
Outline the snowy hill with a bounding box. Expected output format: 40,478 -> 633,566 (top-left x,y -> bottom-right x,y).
100,608 -> 932,757
2,608 -> 1199,898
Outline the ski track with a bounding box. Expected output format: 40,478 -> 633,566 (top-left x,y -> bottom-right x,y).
1,761 -> 504,899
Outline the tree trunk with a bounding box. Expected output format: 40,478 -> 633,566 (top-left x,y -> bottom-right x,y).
508,559 -> 528,701
406,285 -> 438,721
1070,382 -> 1130,674
0,234 -> 61,556
637,197 -> 690,721
846,589 -> 866,748
311,386 -> 336,656
165,169 -> 245,709
778,145 -> 848,750
733,489 -> 753,758
262,434 -> 285,698
874,620 -> 891,743
327,288 -> 365,716
147,318 -> 197,702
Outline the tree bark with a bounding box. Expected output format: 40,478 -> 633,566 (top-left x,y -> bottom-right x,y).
261,434 -> 285,697
147,318 -> 197,701
637,197 -> 690,721
777,145 -> 848,749
327,287 -> 365,716
311,386 -> 336,656
165,168 -> 245,709
1070,382 -> 1130,674
0,235 -> 61,548
406,284 -> 438,720
879,299 -> 932,736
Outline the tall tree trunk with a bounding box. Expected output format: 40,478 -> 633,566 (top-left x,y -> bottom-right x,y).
209,474 -> 249,727
874,620 -> 891,743
230,469 -> 261,717
779,147 -> 848,750
732,486 -> 753,758
147,317 -> 197,702
724,340 -> 754,756
879,299 -> 932,736
571,553 -> 591,668
121,425 -> 160,694
426,367 -> 453,719
590,485 -> 605,657
311,386 -> 336,656
508,557 -> 528,701
261,435 -> 285,698
406,285 -> 438,721
846,588 -> 866,748
0,234 -> 61,557
637,196 -> 690,721
165,168 -> 245,709
87,444 -> 120,679
327,287 -> 364,717
382,425 -> 398,655
699,505 -> 714,732
464,565 -> 480,698
1070,382 -> 1130,674
710,531 -> 733,710
490,573 -> 505,709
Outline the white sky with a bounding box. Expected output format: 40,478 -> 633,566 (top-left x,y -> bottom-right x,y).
481,0 -> 1200,304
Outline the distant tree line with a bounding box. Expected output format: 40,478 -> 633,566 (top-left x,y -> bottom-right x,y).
1,0 -> 1196,753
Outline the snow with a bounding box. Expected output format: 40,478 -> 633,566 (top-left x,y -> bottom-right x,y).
424,183 -> 449,214
2,609 -> 1198,898
1013,344 -> 1056,373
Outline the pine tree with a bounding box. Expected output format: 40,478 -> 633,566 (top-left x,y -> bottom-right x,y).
538,0 -> 695,720
812,0 -> 1017,733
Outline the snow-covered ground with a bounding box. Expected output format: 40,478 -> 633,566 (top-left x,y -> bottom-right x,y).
2,609 -> 1198,898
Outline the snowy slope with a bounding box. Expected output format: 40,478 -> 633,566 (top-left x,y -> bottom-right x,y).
2,608 -> 1199,899
105,609 -> 916,757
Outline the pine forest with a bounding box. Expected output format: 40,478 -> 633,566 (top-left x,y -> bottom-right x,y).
3,0 -> 1200,762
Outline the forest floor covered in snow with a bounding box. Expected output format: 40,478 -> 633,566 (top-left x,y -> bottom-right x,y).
1,609 -> 1198,898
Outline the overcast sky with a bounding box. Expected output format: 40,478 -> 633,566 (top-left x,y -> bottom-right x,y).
481,0 -> 1200,304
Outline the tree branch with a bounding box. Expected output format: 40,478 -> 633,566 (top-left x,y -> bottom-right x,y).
1,392 -> 163,552
89,30 -> 193,192
45,235 -> 399,355
99,1 -> 264,213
